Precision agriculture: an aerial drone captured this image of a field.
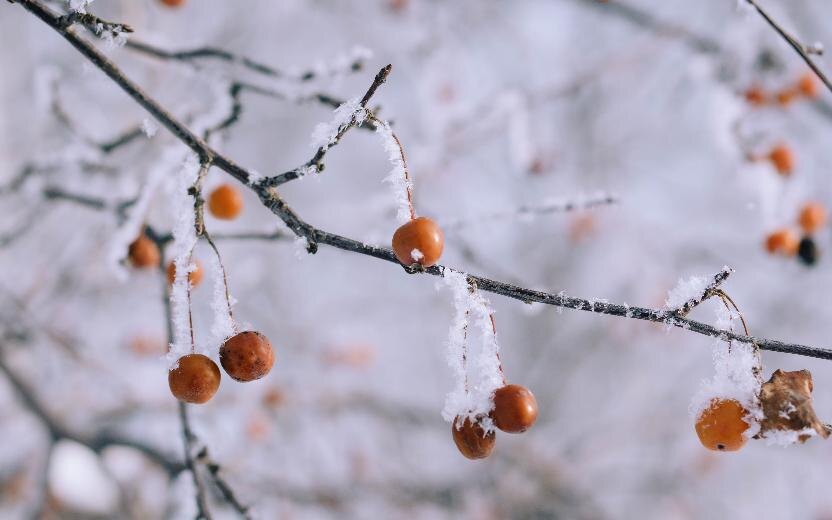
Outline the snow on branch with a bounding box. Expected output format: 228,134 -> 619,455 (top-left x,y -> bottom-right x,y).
665,266 -> 734,315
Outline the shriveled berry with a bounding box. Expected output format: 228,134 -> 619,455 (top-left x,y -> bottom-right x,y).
764,228 -> 799,256
169,354 -> 221,404
768,144 -> 795,176
128,234 -> 160,268
798,202 -> 827,234
798,236 -> 819,266
167,259 -> 204,287
220,331 -> 275,382
491,384 -> 538,433
451,416 -> 495,460
391,217 -> 444,267
208,184 -> 244,220
694,398 -> 750,452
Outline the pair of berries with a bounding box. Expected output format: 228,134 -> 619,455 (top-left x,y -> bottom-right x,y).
765,201 -> 826,266
451,384 -> 538,460
169,331 -> 275,404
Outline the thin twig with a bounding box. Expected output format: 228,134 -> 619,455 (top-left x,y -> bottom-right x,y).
670,267 -> 734,316
744,0 -> 832,95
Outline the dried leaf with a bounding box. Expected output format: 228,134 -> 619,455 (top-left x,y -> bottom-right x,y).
756,369 -> 831,443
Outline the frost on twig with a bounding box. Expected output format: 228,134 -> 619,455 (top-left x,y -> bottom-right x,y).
167,154 -> 201,364
441,270 -> 504,432
208,254 -> 236,352
310,97 -> 367,151
375,118 -> 413,224
666,266 -> 733,315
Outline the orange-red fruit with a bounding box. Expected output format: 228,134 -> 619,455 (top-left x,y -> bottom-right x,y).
768,144 -> 794,176
167,259 -> 204,287
797,72 -> 819,98
128,234 -> 160,268
694,398 -> 750,452
168,354 -> 221,404
159,0 -> 186,7
798,202 -> 827,234
208,184 -> 244,220
451,416 -> 495,460
220,331 -> 275,382
744,85 -> 767,106
775,88 -> 798,107
391,217 -> 445,267
764,228 -> 799,256
491,384 -> 538,433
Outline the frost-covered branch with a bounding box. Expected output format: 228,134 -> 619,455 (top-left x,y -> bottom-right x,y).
743,0 -> 832,95
666,266 -> 734,316
11,0 -> 832,367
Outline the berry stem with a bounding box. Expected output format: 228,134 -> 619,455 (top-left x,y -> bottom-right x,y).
489,313 -> 508,386
204,233 -> 237,330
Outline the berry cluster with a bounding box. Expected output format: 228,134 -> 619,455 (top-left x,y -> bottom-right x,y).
452,384 -> 538,459
743,71 -> 819,109
765,201 -> 827,266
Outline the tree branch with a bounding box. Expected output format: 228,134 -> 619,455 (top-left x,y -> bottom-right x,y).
10,0 -> 832,369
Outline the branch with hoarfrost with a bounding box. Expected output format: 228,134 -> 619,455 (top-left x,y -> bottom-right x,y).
441,193 -> 618,230
10,0 -> 832,376
666,266 -> 733,316
743,0 -> 832,95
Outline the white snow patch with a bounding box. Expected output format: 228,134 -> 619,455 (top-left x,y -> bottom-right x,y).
665,274 -> 711,311
141,118 -> 159,138
375,119 -> 412,224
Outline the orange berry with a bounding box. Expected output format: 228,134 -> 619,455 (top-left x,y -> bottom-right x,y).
451,416 -> 495,460
491,384 -> 538,433
169,354 -> 221,404
694,398 -> 750,452
208,184 -> 244,220
744,85 -> 767,106
797,72 -> 819,99
166,259 -> 204,287
798,202 -> 827,234
128,234 -> 160,268
764,228 -> 799,256
220,331 -> 275,382
159,0 -> 186,7
391,217 -> 444,267
768,144 -> 794,176
775,88 -> 798,107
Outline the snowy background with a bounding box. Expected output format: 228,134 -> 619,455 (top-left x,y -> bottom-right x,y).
3,0 -> 832,518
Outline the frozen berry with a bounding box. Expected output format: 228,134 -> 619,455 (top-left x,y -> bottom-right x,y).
798,236 -> 819,266
797,72 -> 819,98
220,331 -> 275,382
775,88 -> 798,107
208,184 -> 243,220
694,398 -> 749,452
798,202 -> 827,234
451,416 -> 495,460
169,354 -> 221,404
491,384 -> 538,433
128,234 -> 160,268
391,217 -> 444,267
744,85 -> 767,106
768,144 -> 794,176
764,228 -> 799,256
167,259 -> 204,287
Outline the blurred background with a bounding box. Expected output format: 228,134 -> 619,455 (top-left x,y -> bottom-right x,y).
2,0 -> 832,518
